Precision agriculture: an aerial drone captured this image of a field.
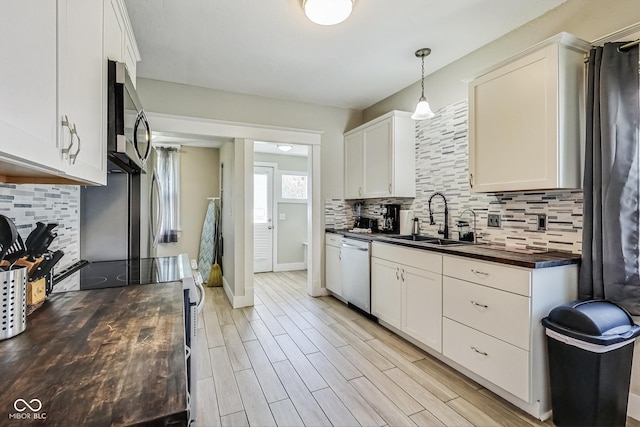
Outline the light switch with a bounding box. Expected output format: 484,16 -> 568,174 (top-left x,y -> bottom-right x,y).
279,213 -> 286,220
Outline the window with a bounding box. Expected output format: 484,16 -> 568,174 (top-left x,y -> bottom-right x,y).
280,173 -> 308,201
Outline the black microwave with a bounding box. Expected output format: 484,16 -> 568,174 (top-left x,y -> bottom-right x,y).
107,60 -> 151,173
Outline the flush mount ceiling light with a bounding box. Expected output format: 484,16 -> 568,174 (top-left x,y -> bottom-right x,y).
411,48 -> 435,120
277,144 -> 293,152
303,0 -> 353,26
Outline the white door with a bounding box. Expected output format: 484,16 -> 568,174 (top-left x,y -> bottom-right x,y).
254,166 -> 274,272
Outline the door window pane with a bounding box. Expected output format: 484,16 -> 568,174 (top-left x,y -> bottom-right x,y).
281,174 -> 307,200
254,174 -> 268,223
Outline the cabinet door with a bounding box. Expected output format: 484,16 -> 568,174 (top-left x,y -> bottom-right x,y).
325,244 -> 343,296
403,265 -> 442,352
371,257 -> 401,329
0,1 -> 62,172
344,131 -> 363,199
363,119 -> 392,197
469,46 -> 557,192
104,0 -> 125,62
58,0 -> 106,185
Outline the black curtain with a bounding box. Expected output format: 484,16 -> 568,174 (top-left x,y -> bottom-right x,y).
579,42 -> 640,315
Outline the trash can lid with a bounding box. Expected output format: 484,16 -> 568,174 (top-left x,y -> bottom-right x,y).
542,300 -> 640,346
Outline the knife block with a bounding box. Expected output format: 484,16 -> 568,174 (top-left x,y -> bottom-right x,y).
27,278 -> 46,305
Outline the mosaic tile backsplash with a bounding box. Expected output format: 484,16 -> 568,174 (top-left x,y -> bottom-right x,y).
326,99 -> 583,254
0,183 -> 80,270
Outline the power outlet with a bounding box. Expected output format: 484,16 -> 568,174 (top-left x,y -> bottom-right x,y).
537,213 -> 547,231
487,213 -> 501,228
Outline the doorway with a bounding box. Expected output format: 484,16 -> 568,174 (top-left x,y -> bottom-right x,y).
253,142 -> 310,276
253,165 -> 274,273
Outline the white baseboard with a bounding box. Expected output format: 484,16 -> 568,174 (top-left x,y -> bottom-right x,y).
221,277 -> 254,308
629,392 -> 640,421
273,262 -> 306,272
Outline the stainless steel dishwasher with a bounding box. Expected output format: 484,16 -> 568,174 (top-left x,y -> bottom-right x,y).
340,237 -> 372,314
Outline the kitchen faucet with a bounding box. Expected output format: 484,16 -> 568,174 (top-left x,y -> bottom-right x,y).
428,192 -> 449,239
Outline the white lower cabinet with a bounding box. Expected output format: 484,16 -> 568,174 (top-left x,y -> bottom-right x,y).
369,242 -> 578,420
443,318 -> 530,401
371,242 -> 442,351
403,265 -> 442,352
325,233 -> 343,296
371,257 -> 402,329
442,254 -> 578,420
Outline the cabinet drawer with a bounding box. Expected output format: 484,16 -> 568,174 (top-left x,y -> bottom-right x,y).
443,277 -> 530,350
443,255 -> 530,296
326,233 -> 342,248
372,242 -> 442,274
443,318 -> 530,402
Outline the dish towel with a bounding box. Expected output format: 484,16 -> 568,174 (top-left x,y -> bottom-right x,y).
197,200 -> 216,281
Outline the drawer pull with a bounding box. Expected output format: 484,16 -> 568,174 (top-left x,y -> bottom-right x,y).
471,300 -> 488,309
471,269 -> 489,276
471,346 -> 488,356
401,269 -> 405,282
396,267 -> 400,280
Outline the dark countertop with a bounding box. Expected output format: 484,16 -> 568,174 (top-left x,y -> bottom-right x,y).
0,283 -> 188,426
326,229 -> 581,269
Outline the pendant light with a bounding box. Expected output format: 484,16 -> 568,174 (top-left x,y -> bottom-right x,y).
411,48 -> 435,120
303,0 -> 353,26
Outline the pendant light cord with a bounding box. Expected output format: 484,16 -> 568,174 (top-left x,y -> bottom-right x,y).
420,55 -> 425,98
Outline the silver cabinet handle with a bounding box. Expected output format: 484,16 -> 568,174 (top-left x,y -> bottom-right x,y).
401,268 -> 405,282
358,187 -> 362,196
396,267 -> 399,280
338,250 -> 341,261
471,269 -> 489,276
471,300 -> 488,308
61,115 -> 76,159
471,346 -> 488,356
69,123 -> 80,165
267,225 -> 273,229
388,183 -> 392,194
469,173 -> 473,188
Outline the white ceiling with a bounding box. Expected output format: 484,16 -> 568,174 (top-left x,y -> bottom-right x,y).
124,0 -> 566,110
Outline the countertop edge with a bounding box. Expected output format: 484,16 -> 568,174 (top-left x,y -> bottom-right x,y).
325,229 -> 581,269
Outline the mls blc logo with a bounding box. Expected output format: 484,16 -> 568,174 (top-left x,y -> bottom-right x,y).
8,398 -> 46,420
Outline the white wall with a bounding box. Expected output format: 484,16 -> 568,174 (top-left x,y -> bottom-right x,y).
364,0 -> 640,122
156,146 -> 220,260
137,78 -> 361,206
219,142 -> 235,293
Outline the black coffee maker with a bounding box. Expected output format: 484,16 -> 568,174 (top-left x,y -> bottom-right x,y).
381,204 -> 401,233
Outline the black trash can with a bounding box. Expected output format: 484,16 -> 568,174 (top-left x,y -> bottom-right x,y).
542,300 -> 640,427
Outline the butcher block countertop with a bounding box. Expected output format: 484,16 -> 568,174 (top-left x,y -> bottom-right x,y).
0,283 -> 187,426
326,229 -> 581,269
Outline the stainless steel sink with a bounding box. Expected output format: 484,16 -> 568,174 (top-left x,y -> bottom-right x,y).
388,235 -> 471,246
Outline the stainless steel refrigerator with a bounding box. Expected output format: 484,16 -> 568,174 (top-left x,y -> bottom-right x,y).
81,147 -> 160,261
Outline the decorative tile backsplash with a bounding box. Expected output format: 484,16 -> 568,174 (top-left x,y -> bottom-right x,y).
0,184 -> 80,269
326,100 -> 583,254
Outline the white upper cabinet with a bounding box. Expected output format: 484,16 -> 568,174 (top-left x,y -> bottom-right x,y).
0,1 -> 63,177
58,0 -> 106,185
344,110 -> 416,199
0,0 -> 139,185
344,131 -> 364,199
468,33 -> 591,192
105,0 -> 140,85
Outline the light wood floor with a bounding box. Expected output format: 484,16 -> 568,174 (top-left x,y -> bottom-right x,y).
195,271 -> 640,427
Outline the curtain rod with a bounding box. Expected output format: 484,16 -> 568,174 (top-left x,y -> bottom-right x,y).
619,39 -> 640,50
584,39 -> 640,62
